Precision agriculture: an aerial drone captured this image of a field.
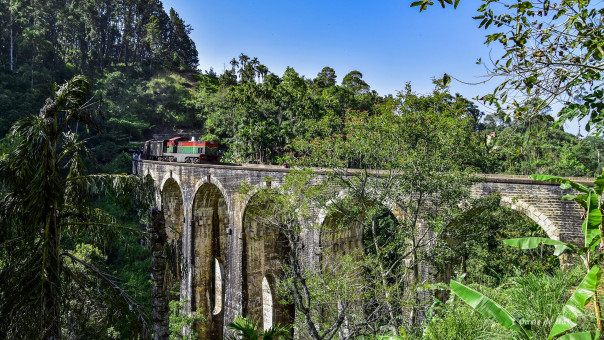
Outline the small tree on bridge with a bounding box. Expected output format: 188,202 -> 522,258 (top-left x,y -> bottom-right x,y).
291,82 -> 486,335
239,170 -> 367,340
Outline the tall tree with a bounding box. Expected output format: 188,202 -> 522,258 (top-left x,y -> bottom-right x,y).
314,66 -> 337,88
341,70 -> 369,94
0,75 -> 151,338
167,8 -> 198,70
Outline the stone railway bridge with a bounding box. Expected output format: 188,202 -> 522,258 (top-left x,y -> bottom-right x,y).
133,160 -> 590,337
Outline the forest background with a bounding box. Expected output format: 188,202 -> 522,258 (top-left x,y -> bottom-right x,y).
0,0 -> 603,338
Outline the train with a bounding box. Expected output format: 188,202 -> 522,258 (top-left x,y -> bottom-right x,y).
142,137 -> 221,163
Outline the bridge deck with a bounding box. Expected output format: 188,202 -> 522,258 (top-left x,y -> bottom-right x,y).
138,160 -> 595,186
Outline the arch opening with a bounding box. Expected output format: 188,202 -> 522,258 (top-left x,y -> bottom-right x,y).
319,204 -> 407,334
192,183 -> 229,339
320,212 -> 364,264
212,258 -> 223,316
161,178 -> 184,297
319,205 -> 399,265
162,178 -> 184,242
242,195 -> 294,331
262,276 -> 274,331
445,201 -> 561,287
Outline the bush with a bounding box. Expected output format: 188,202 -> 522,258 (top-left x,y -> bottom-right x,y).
168,284 -> 205,339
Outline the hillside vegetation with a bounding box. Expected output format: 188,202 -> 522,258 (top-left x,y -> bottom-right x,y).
0,0 -> 603,339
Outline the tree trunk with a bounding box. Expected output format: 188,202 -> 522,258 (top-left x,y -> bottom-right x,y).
288,248 -> 323,340
151,209 -> 170,339
10,10 -> 14,72
370,218 -> 397,335
43,210 -> 61,339
410,239 -> 420,326
31,59 -> 34,89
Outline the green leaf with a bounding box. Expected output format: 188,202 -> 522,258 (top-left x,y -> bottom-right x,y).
594,171 -> 604,195
450,280 -> 531,339
530,174 -> 591,193
561,194 -> 578,201
582,193 -> 601,249
557,330 -> 600,340
228,316 -> 261,340
503,237 -> 573,256
548,266 -> 601,339
570,193 -> 589,210
454,0 -> 460,9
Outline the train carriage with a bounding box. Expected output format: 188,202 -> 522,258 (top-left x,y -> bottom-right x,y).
142,137 -> 221,163
142,140 -> 165,160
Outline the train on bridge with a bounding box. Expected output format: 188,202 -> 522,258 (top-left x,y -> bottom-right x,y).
142,137 -> 221,163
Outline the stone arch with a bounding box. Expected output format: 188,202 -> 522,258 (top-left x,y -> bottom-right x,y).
144,169 -> 154,180
241,193 -> 294,329
437,197 -> 562,292
318,198 -> 400,259
192,183 -> 229,339
160,178 -> 184,299
161,178 -> 184,243
160,172 -> 182,194
499,196 -> 559,240
193,174 -> 232,214
236,181 -> 278,225
319,211 -> 364,259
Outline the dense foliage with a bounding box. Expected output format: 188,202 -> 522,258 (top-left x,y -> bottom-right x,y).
414,0 -> 603,135
0,0 -> 197,136
0,0 -> 603,338
0,75 -> 152,338
1,0 -> 601,174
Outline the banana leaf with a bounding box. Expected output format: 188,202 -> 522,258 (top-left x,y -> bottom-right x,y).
548,266 -> 601,339
450,280 -> 531,339
503,237 -> 574,256
558,331 -> 600,340
582,193 -> 601,249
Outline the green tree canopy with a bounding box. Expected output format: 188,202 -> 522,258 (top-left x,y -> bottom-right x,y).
412,0 -> 603,132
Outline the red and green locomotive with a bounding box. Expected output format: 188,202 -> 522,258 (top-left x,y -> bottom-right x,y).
142,137 -> 220,163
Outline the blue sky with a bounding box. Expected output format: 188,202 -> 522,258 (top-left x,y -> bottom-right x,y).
162,0 -> 583,133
